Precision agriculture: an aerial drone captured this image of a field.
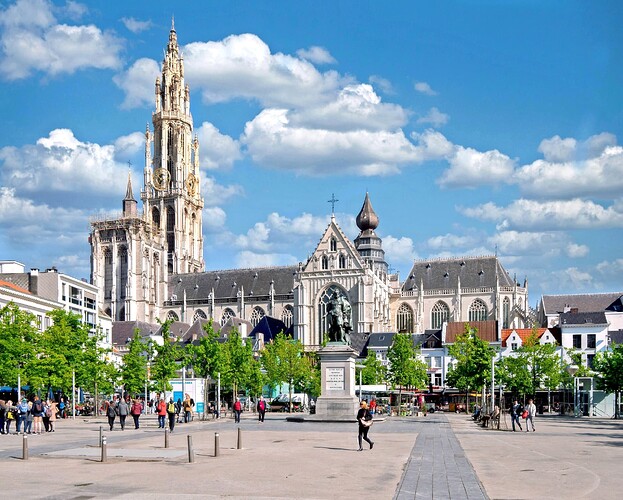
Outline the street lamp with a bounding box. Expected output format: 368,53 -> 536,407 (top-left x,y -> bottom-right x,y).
566,364 -> 579,417
355,364 -> 365,402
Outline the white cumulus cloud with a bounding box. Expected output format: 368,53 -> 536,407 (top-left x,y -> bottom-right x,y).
438,146 -> 516,188
195,122 -> 242,170
121,17 -> 153,34
113,57 -> 160,109
296,46 -> 336,65
417,107 -> 449,127
383,236 -> 418,264
566,243 -> 589,258
414,81 -> 437,96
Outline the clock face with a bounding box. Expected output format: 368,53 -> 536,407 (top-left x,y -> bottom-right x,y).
185,173 -> 198,196
153,168 -> 170,191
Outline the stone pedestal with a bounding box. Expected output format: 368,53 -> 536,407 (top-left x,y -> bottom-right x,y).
314,344 -> 359,420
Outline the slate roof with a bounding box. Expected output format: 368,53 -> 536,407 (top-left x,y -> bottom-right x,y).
168,266 -> 298,303
445,321 -> 499,343
541,293 -> 623,315
111,321 -> 159,346
420,330 -> 443,348
220,317 -> 254,338
559,311 -> 608,326
366,332 -> 396,349
402,256 -> 516,292
0,273 -> 30,290
249,316 -> 292,343
0,279 -> 31,294
350,331 -> 371,356
158,321 -> 191,338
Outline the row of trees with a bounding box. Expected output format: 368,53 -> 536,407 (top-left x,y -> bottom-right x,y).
444,324 -> 623,418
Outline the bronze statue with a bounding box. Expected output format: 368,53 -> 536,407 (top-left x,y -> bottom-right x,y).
327,291 -> 352,344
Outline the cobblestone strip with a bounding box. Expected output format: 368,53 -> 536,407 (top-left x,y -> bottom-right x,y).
394,416 -> 488,500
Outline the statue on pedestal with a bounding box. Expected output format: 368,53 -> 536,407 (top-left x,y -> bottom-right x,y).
327,291 -> 352,345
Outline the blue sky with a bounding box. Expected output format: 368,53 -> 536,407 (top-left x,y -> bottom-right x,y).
1,0 -> 622,307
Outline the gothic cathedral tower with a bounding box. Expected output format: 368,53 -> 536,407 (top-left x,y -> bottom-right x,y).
90,23 -> 204,322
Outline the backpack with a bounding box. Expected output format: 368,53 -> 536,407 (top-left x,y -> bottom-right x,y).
18,402 -> 28,414
167,402 -> 176,414
33,400 -> 43,413
106,403 -> 117,418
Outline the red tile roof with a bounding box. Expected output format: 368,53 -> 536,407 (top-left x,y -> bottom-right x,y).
501,328 -> 548,347
445,321 -> 498,343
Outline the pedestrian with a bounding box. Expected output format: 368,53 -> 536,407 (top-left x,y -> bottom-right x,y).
175,398 -> 182,423
117,397 -> 129,430
4,400 -> 16,434
183,394 -> 193,423
233,397 -> 242,423
357,401 -> 374,451
525,398 -> 537,432
511,400 -> 523,432
0,399 -> 6,434
24,402 -> 33,434
167,398 -> 176,432
369,398 -> 377,416
131,399 -> 143,429
156,398 -> 167,428
48,400 -> 58,432
42,399 -> 51,432
105,398 -> 117,431
257,396 -> 266,423
16,398 -> 28,434
32,395 -> 45,434
59,398 -> 66,419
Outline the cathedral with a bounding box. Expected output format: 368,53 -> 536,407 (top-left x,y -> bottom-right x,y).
90,25 -> 531,349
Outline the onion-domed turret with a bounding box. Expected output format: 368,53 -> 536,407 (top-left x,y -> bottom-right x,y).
356,192 -> 379,232
354,193 -> 388,277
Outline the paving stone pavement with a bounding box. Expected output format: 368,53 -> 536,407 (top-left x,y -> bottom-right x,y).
395,415 -> 487,500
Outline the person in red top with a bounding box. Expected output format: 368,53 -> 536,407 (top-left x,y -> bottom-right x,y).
233,397 -> 242,423
369,398 -> 377,416
257,396 -> 266,423
156,398 -> 167,428
131,399 -> 143,429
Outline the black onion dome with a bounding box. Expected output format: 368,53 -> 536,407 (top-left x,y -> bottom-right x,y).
356,192 -> 379,232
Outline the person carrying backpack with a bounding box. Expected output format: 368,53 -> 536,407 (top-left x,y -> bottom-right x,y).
16,398 -> 28,434
32,396 -> 45,434
131,399 -> 143,429
167,398 -> 176,432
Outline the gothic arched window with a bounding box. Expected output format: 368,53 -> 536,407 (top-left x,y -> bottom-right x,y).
322,255 -> 329,270
220,308 -> 235,326
118,247 -> 128,300
330,237 -> 337,252
152,207 -> 160,230
104,249 -> 113,300
431,301 -> 449,329
397,303 -> 414,333
281,305 -> 294,328
250,306 -> 265,327
468,299 -> 488,322
338,253 -> 346,269
167,311 -> 179,321
193,309 -> 207,323
502,297 -> 510,329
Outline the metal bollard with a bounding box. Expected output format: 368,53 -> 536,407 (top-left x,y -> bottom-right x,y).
22,433 -> 28,460
99,426 -> 103,448
187,435 -> 195,463
101,436 -> 107,463
165,428 -> 169,448
237,427 -> 242,449
214,432 -> 220,457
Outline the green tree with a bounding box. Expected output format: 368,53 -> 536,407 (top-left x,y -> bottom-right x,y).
0,303 -> 39,390
496,354 -> 532,397
357,350 -> 387,385
387,333 -> 428,414
121,331 -> 148,396
261,332 -> 312,412
151,321 -> 181,395
593,343 -> 623,419
221,329 -> 255,397
446,324 -> 495,409
520,330 -> 563,395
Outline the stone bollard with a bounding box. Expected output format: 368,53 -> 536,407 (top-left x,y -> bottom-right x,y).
101,436 -> 107,463
237,427 -> 242,450
187,435 -> 195,463
22,433 -> 28,461
165,428 -> 169,448
99,426 -> 103,447
214,432 -> 220,457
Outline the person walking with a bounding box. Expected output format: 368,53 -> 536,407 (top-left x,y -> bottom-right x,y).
257,396 -> 266,423
511,400 -> 523,432
131,399 -> 143,429
167,398 -> 177,432
117,397 -> 129,430
105,398 -> 117,431
233,397 -> 242,423
42,400 -> 51,432
525,398 -> 537,432
4,400 -> 16,434
356,401 -> 374,451
156,398 -> 167,428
